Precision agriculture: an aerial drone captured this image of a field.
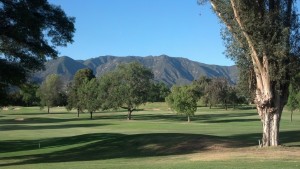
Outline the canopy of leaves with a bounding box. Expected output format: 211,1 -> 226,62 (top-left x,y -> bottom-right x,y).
166,85 -> 197,117
199,0 -> 300,96
36,74 -> 63,112
99,62 -> 154,112
0,0 -> 75,104
19,83 -> 40,106
148,82 -> 170,102
77,78 -> 99,119
66,68 -> 95,112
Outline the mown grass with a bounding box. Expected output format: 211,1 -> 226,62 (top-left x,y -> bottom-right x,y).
0,103 -> 299,169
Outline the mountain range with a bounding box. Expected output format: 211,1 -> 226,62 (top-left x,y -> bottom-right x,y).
33,55 -> 238,86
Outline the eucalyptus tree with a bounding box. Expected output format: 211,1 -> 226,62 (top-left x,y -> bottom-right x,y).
0,0 -> 75,105
199,0 -> 300,146
99,62 -> 154,120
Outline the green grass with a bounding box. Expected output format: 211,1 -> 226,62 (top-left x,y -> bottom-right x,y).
0,103 -> 299,169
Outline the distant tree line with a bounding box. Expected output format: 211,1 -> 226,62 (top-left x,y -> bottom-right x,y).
166,76 -> 249,122
4,61 -> 300,122
33,62 -> 170,119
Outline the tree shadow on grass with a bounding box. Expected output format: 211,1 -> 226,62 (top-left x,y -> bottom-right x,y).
0,123 -> 112,131
227,130 -> 300,147
121,112 -> 258,123
0,117 -> 92,125
0,133 -> 233,166
204,118 -> 259,123
0,132 -> 113,153
1,130 -> 299,167
3,110 -> 258,124
7,112 -> 70,116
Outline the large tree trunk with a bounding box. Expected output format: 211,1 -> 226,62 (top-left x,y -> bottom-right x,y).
90,111 -> 93,120
47,106 -> 50,114
77,108 -> 80,117
255,71 -> 287,147
258,106 -> 281,146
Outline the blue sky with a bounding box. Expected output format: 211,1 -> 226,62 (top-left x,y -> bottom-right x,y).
49,0 -> 234,66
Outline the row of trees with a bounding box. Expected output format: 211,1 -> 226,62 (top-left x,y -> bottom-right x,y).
166,76 -> 248,122
10,65 -> 300,124
36,63 -> 249,121
37,62 -> 170,120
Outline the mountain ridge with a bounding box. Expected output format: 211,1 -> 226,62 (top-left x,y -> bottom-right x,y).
33,55 -> 238,86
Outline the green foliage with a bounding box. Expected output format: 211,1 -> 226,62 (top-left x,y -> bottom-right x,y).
77,78 -> 99,119
66,68 -> 95,116
286,83 -> 300,122
19,83 -> 40,106
191,76 -> 210,99
166,85 -> 197,122
148,82 -> 170,102
36,74 -> 63,113
0,0 -> 75,105
201,0 -> 300,100
192,76 -> 247,109
203,78 -> 229,109
99,62 -> 154,120
286,85 -> 299,112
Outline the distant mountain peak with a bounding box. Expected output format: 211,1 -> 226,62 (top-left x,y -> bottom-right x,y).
33,55 -> 238,86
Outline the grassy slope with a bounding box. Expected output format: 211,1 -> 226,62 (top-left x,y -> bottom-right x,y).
0,103 -> 299,169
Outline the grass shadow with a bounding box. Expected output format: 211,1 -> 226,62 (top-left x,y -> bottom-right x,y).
0,123 -> 111,131
0,117 -> 92,125
124,112 -> 258,123
204,118 -> 259,123
1,130 -> 299,167
0,133 -> 233,166
7,112 -> 71,116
